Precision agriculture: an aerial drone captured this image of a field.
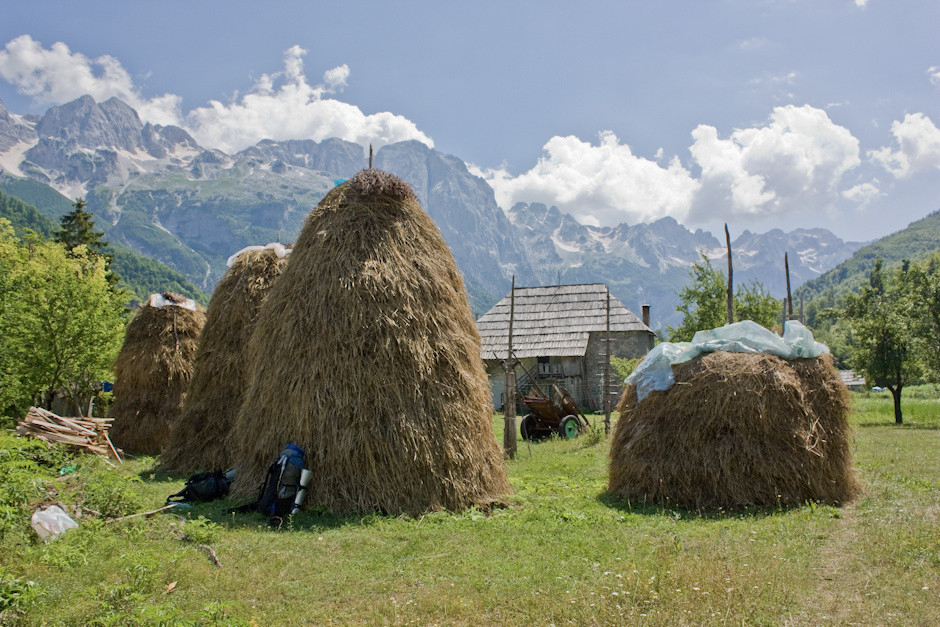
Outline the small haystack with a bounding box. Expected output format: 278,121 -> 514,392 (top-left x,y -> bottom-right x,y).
228,169 -> 511,514
109,293 -> 205,456
609,351 -> 857,509
160,245 -> 291,473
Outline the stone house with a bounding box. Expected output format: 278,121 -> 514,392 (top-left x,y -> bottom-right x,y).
476,283 -> 655,411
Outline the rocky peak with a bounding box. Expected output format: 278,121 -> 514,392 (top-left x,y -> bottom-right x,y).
36,95 -> 145,152
141,122 -> 200,159
0,99 -> 38,153
235,137 -> 364,177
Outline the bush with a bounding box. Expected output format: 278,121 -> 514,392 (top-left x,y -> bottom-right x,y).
81,465 -> 143,518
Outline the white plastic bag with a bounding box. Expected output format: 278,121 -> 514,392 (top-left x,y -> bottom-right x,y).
31,505 -> 78,542
627,320 -> 830,402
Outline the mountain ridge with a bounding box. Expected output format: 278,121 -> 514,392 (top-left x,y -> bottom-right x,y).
0,95 -> 870,325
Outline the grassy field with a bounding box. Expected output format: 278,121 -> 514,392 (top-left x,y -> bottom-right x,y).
1,391 -> 937,625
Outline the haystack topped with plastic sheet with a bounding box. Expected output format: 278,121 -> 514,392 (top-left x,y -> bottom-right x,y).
160,245 -> 291,473
609,321 -> 856,510
109,293 -> 205,456
228,169 -> 511,515
627,320 -> 829,402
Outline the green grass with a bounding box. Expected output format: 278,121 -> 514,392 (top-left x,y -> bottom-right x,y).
1,395 -> 938,625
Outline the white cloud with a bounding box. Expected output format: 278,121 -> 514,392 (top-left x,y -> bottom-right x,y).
0,35 -> 182,125
184,47 -> 433,153
688,105 -> 861,222
476,131 -> 699,226
869,113 -> 940,177
855,0 -> 869,7
0,37 -> 432,154
481,105 -> 865,229
928,66 -> 940,86
842,182 -> 881,204
738,37 -> 771,52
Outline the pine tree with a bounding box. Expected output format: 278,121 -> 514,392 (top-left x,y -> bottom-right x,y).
54,198 -> 120,287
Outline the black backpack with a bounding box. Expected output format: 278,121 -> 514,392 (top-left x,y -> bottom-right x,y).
254,444 -> 306,518
167,470 -> 233,504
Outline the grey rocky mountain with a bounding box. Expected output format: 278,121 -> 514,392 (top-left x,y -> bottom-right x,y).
0,100 -> 37,153
0,95 -> 863,325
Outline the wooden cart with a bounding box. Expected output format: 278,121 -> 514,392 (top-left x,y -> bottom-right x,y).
518,382 -> 591,440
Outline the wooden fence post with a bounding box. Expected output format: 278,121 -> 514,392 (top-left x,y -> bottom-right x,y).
503,277 -> 517,459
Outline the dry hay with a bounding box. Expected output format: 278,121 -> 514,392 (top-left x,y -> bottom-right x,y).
609,351 -> 857,510
160,247 -> 290,473
109,294 -> 205,456
228,169 -> 511,514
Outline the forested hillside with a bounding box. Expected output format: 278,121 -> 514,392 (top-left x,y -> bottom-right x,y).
797,209 -> 940,307
0,187 -> 208,305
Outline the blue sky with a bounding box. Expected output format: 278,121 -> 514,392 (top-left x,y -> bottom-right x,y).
1,0 -> 938,242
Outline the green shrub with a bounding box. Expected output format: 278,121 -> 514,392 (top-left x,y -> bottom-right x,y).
181,516 -> 220,545
0,567 -> 38,618
610,356 -> 641,381
81,466 -> 143,518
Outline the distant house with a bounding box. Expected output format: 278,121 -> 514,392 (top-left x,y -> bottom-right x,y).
839,370 -> 867,392
476,283 -> 655,411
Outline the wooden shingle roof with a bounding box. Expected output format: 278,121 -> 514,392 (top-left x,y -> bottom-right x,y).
476,283 -> 652,360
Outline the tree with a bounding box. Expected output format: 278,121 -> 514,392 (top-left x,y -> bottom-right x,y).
668,254 -> 782,341
0,220 -> 24,413
0,222 -> 126,416
907,253 -> 940,381
843,259 -> 918,424
734,279 -> 781,330
668,254 -> 727,341
54,198 -> 108,254
54,197 -> 119,287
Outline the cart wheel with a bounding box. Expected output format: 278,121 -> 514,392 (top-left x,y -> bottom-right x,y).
559,415 -> 580,439
520,414 -> 537,441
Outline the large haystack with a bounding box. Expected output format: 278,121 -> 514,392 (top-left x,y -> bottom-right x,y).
228,169 -> 511,514
609,351 -> 857,509
109,294 -> 205,456
160,246 -> 291,473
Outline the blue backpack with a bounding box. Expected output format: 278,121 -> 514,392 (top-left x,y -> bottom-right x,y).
255,444 -> 305,518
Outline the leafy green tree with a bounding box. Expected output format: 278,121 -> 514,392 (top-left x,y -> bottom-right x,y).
843,259 -> 919,424
908,253 -> 940,381
0,223 -> 126,415
734,279 -> 781,330
0,220 -> 24,413
668,254 -> 727,341
668,254 -> 782,341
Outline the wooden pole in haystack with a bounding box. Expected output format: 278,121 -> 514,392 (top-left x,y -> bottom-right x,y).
503,276 -> 517,459
604,288 -> 612,436
369,144 -> 373,168
725,223 -> 734,325
785,252 -> 793,318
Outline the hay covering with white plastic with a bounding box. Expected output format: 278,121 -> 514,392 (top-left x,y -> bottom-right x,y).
109,293 -> 205,456
160,245 -> 291,473
609,349 -> 857,510
228,169 -> 511,514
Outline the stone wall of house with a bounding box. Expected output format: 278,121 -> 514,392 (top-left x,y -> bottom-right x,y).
483,329 -> 654,412
583,330 -> 654,410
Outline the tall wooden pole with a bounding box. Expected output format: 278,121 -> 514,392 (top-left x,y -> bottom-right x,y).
503,277 -> 517,459
784,252 -> 793,318
604,288 -> 611,436
369,144 -> 373,168
725,223 -> 734,325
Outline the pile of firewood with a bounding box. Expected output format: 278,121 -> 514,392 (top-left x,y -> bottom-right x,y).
16,406 -> 123,461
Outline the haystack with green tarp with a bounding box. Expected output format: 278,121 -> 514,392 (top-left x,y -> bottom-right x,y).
109,293 -> 205,456
160,244 -> 291,473
228,169 -> 511,515
609,321 -> 857,509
